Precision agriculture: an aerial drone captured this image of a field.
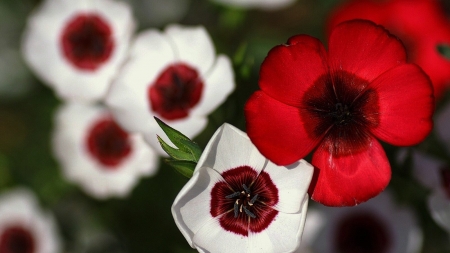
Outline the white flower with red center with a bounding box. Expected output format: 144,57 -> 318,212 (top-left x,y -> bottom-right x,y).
311,191 -> 422,253
52,103 -> 158,199
172,124 -> 313,253
0,188 -> 61,253
211,0 -> 296,10
22,0 -> 135,102
105,25 -> 235,155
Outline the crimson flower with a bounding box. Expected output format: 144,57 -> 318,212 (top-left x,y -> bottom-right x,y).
328,0 -> 450,99
244,20 -> 434,206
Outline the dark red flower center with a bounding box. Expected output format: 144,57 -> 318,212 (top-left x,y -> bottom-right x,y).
148,63 -> 203,120
61,13 -> 114,71
210,166 -> 279,237
334,212 -> 391,253
86,117 -> 132,168
439,167 -> 450,199
0,226 -> 35,253
302,71 -> 379,156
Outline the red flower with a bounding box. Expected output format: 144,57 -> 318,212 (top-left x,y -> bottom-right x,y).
328,0 -> 450,99
244,20 -> 434,207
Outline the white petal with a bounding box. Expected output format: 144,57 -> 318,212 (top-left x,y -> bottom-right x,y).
105,29 -> 175,134
428,187 -> 450,233
191,55 -> 235,117
52,103 -> 158,199
165,25 -> 215,76
172,168 -> 223,248
247,196 -> 309,253
264,159 -> 313,213
192,215 -> 248,253
22,0 -> 135,102
0,188 -> 61,253
195,123 -> 264,174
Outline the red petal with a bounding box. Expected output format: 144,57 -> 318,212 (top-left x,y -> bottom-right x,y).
259,35 -> 328,107
328,20 -> 406,83
309,136 -> 391,207
244,91 -> 321,166
369,64 -> 434,146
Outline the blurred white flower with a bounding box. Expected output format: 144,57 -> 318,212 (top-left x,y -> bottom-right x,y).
106,24 -> 235,155
172,123 -> 313,253
211,0 -> 296,10
52,103 -> 158,199
22,0 -> 135,102
311,191 -> 422,253
0,188 -> 61,253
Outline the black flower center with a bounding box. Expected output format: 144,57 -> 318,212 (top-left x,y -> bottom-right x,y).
0,226 -> 35,253
210,166 -> 279,237
302,71 -> 380,156
225,184 -> 259,219
334,212 -> 391,253
149,63 -> 203,120
61,14 -> 114,71
86,117 -> 132,168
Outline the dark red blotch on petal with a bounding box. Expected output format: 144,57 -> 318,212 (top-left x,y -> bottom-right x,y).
334,212 -> 391,253
149,63 -> 203,120
0,226 -> 35,253
86,116 -> 132,168
210,166 -> 279,236
61,13 -> 114,71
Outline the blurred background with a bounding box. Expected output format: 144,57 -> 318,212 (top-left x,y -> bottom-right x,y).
1,0 -> 450,252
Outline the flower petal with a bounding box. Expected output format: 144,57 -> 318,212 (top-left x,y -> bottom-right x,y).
310,136 -> 391,206
172,168 -> 224,248
369,64 -> 434,146
328,20 -> 406,83
190,55 -> 235,117
428,188 -> 450,233
263,160 -> 313,213
259,35 -> 328,107
195,123 -> 266,174
245,91 -> 322,165
165,25 -> 215,76
247,197 -> 309,253
192,215 -> 249,253
105,29 -> 175,134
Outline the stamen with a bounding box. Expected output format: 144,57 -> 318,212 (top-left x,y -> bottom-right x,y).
249,194 -> 259,206
225,192 -> 240,199
234,200 -> 239,218
243,206 -> 256,218
243,184 -> 251,193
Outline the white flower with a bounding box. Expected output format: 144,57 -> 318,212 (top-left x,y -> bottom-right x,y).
22,0 -> 135,102
172,123 -> 314,253
0,188 -> 61,253
52,103 -> 159,199
105,24 -> 235,155
311,191 -> 422,253
211,0 -> 296,10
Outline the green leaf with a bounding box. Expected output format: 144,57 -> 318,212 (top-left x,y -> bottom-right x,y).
154,117 -> 190,149
437,44 -> 450,60
178,139 -> 202,162
165,159 -> 196,178
157,135 -> 195,161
